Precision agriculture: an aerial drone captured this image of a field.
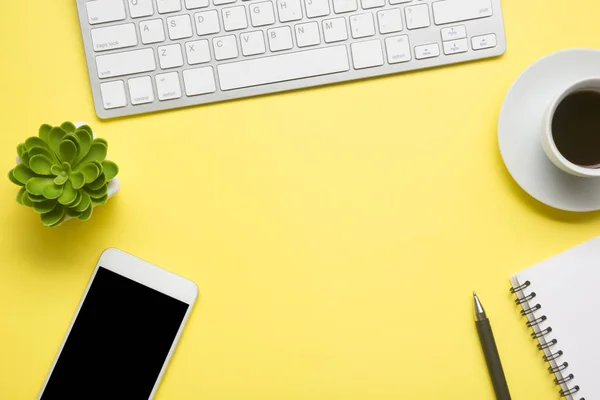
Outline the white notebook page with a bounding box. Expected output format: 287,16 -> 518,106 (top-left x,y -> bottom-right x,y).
510,236 -> 600,400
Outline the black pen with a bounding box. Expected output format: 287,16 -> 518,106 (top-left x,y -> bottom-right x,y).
473,292 -> 512,400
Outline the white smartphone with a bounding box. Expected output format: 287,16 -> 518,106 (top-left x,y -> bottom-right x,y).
38,248 -> 198,400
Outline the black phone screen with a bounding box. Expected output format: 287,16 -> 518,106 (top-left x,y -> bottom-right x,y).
41,267 -> 189,400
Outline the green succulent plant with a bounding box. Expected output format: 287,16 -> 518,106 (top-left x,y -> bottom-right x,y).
7,122 -> 119,227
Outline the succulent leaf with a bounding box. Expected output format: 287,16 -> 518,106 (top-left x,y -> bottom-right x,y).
41,206 -> 65,227
28,146 -> 56,162
59,139 -> 78,164
91,194 -> 108,206
33,199 -> 58,214
75,192 -> 91,213
39,124 -> 52,142
26,177 -> 53,195
42,183 -> 64,200
14,164 -> 39,185
48,127 -> 67,157
80,163 -> 100,184
77,143 -> 107,167
58,181 -> 78,205
70,171 -> 85,189
21,191 -> 34,207
20,151 -> 31,167
78,205 -> 93,221
16,187 -> 26,205
17,143 -> 27,159
87,173 -> 107,191
102,160 -> 119,181
60,122 -> 76,133
94,138 -> 108,147
85,184 -> 108,199
29,155 -> 54,176
8,169 -> 23,187
28,193 -> 47,203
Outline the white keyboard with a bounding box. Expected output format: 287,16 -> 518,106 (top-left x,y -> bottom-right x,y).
77,0 -> 506,119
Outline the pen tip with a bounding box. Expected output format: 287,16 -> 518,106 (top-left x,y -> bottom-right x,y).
473,291 -> 477,296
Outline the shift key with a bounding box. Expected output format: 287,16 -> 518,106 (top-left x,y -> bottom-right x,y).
432,0 -> 492,25
96,49 -> 156,78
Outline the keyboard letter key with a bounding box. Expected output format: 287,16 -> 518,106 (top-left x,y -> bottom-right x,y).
251,2 -> 276,27
157,0 -> 182,13
140,19 -> 166,44
241,31 -> 267,56
195,11 -> 221,35
217,46 -> 349,90
158,44 -> 184,69
432,0 -> 492,25
277,0 -> 303,22
86,0 -> 126,25
186,39 -> 211,64
323,17 -> 348,43
168,15 -> 193,39
128,0 -> 154,18
96,49 -> 156,78
213,35 -> 239,60
304,0 -> 330,18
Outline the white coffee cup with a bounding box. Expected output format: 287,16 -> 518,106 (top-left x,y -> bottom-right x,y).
541,77 -> 600,178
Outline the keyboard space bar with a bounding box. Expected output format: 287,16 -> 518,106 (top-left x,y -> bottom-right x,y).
217,46 -> 350,91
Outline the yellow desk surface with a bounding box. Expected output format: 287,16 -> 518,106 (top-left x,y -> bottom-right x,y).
1,1 -> 599,399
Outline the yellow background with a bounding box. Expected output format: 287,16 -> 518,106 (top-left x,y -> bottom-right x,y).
1,1 -> 599,399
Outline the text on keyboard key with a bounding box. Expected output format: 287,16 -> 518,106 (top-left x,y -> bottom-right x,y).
268,26 -> 293,51
351,40 -> 384,69
195,11 -> 221,35
443,38 -> 468,54
322,18 -> 348,43
128,76 -> 155,105
128,0 -> 154,18
91,23 -> 138,52
405,4 -> 430,29
432,0 -> 492,25
471,33 -> 496,50
96,48 -> 156,78
213,35 -> 239,60
295,22 -> 321,47
377,9 -> 403,34
100,81 -> 127,109
350,13 -> 376,39
414,43 -> 440,59
441,25 -> 466,41
168,15 -> 193,39
250,2 -> 276,27
159,44 -> 184,69
385,35 -> 411,63
156,72 -> 182,100
140,19 -> 166,44
186,39 -> 212,64
86,0 -> 126,25
223,6 -> 249,31
217,45 -> 349,90
277,0 -> 303,22
241,31 -> 267,55
183,67 -> 217,96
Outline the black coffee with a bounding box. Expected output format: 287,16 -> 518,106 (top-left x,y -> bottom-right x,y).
552,90 -> 600,167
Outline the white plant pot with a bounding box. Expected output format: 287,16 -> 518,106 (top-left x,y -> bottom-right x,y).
15,122 -> 120,220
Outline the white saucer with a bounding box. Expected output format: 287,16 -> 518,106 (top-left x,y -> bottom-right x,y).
498,49 -> 600,212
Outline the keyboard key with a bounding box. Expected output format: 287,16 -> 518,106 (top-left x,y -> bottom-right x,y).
441,25 -> 466,41
128,0 -> 154,18
268,26 -> 293,51
250,2 -> 276,27
86,0 -> 126,25
140,19 -> 166,44
185,39 -> 211,64
322,17 -> 348,43
195,11 -> 220,35
185,0 -> 209,8
443,38 -> 468,54
414,43 -> 440,59
377,9 -> 402,34
128,76 -> 155,104
183,67 -> 217,95
389,0 -> 412,4
333,0 -> 357,14
217,45 -> 350,90
351,40 -> 383,69
156,72 -> 182,100
295,22 -> 320,47
277,0 -> 302,22
241,31 -> 266,55
167,15 -> 193,39
350,13 -> 375,39
385,34 -> 411,63
471,33 -> 496,50
100,81 -> 127,109
304,0 -> 329,18
96,48 -> 156,78
361,0 -> 384,9
157,0 -> 182,13
405,4 -> 430,29
223,6 -> 248,31
213,35 -> 239,60
158,44 -> 184,68
432,0 -> 492,25
91,23 -> 138,52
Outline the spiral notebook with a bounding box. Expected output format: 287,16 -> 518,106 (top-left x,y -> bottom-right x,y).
510,236 -> 600,400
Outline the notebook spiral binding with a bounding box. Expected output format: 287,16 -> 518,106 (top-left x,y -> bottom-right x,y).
510,280 -> 584,399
